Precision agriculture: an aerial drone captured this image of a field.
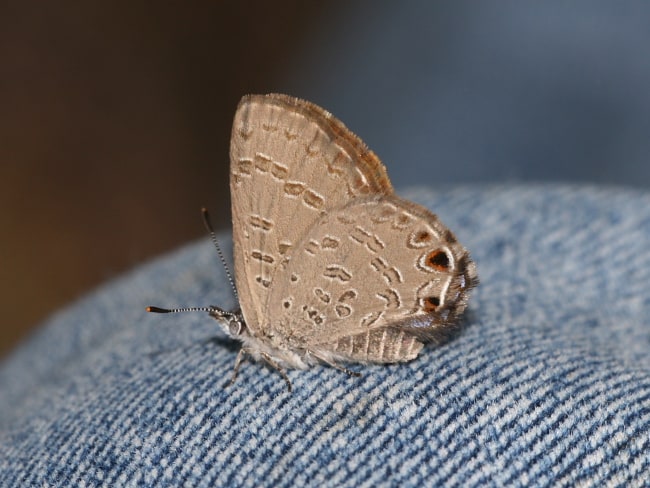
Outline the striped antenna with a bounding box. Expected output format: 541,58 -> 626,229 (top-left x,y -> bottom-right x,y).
201,207 -> 239,301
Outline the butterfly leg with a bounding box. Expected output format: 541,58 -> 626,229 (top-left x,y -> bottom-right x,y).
227,347 -> 249,387
308,350 -> 361,378
259,352 -> 292,392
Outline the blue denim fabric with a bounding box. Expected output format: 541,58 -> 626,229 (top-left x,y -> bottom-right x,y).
1,185 -> 649,487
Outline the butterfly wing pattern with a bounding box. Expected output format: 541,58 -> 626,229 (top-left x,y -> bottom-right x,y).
229,94 -> 477,372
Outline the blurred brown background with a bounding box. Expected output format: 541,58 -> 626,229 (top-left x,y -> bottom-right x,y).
0,2 -> 329,357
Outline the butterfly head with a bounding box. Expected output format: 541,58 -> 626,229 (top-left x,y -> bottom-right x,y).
208,306 -> 247,338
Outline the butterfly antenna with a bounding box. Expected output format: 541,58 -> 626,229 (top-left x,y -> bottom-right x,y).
146,306 -> 216,314
201,207 -> 239,300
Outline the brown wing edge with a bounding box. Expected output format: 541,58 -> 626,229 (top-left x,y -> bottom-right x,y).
237,93 -> 394,194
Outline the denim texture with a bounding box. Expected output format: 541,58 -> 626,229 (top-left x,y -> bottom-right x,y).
1,185 -> 649,487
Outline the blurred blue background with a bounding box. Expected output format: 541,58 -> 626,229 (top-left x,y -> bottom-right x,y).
2,1 -> 649,355
286,1 -> 650,188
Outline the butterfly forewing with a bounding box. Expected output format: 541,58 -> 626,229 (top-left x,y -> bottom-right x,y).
230,94 -> 394,335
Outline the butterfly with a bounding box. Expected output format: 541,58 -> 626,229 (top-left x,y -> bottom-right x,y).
148,94 -> 478,391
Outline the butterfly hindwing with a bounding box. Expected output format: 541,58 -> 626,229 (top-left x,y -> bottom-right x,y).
268,195 -> 476,362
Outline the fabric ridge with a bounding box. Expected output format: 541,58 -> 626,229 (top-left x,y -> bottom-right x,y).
0,185 -> 649,487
